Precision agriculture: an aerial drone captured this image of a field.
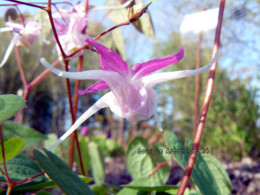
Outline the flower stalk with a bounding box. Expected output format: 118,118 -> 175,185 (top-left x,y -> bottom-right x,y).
176,0 -> 225,194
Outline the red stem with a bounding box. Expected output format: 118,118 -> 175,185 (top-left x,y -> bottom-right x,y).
68,55 -> 85,172
14,60 -> 61,122
193,32 -> 202,134
67,0 -> 89,170
4,0 -> 46,10
87,10 -> 112,36
177,1 -> 225,194
0,126 -> 12,183
149,158 -> 172,177
14,172 -> 45,185
14,46 -> 27,87
68,21 -> 130,58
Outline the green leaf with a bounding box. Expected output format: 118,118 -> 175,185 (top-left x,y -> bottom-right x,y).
111,28 -> 126,60
0,137 -> 24,163
165,131 -> 231,195
0,154 -> 45,182
44,133 -> 69,162
75,135 -> 90,175
0,94 -> 25,123
88,142 -> 105,185
195,149 -> 232,195
131,1 -> 156,40
122,178 -> 178,192
7,175 -> 91,194
117,188 -> 147,195
126,137 -> 170,186
2,121 -> 47,150
33,149 -> 94,195
106,0 -> 128,24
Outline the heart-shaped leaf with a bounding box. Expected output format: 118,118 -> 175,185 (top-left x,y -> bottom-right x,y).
0,94 -> 25,123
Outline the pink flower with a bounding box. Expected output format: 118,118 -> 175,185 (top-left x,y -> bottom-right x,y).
53,3 -> 88,56
53,0 -> 134,56
41,39 -> 218,150
0,20 -> 43,67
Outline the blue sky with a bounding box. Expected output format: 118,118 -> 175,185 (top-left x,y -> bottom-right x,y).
0,0 -> 259,89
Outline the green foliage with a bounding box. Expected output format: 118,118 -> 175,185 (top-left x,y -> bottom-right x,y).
0,94 -> 25,123
165,131 -> 231,195
33,149 -> 94,195
7,176 -> 91,194
118,178 -> 178,195
44,133 -> 69,162
106,0 -> 156,40
155,33 -> 260,160
121,178 -> 178,191
75,134 -> 90,176
126,137 -> 171,186
2,121 -> 47,150
203,71 -> 260,159
88,141 -> 105,185
91,134 -> 124,157
0,137 -> 24,163
0,154 -> 45,182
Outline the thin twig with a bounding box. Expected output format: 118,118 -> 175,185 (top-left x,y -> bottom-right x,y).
4,0 -> 46,10
177,1 -> 225,194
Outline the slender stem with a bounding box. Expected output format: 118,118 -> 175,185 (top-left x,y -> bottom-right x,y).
177,1 -> 225,194
14,88 -> 29,122
85,0 -> 89,12
148,158 -> 172,177
0,165 -> 5,175
67,0 -> 89,170
0,126 -> 11,183
193,32 -> 202,134
68,21 -> 130,58
46,0 -> 67,60
87,10 -> 112,36
14,45 -> 27,122
14,60 -> 61,122
14,46 -> 27,87
27,59 -> 61,89
68,55 -> 84,171
14,172 -> 45,185
4,0 -> 46,10
15,5 -> 25,25
46,0 -> 76,168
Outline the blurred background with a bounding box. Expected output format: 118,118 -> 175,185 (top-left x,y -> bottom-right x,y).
0,0 -> 259,193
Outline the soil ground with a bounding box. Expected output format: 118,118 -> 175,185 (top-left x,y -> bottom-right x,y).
104,157 -> 260,195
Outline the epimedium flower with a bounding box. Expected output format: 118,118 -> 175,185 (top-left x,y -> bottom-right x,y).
41,39 -> 218,150
53,3 -> 88,56
0,20 -> 44,67
53,0 -> 135,56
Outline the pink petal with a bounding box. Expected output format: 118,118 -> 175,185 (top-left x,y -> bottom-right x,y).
86,39 -> 130,76
131,46 -> 184,79
54,19 -> 67,35
78,80 -> 109,95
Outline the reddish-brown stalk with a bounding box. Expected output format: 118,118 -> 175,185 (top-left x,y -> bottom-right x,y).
15,60 -> 61,122
14,46 -> 27,87
14,172 -> 45,185
68,21 -> 130,58
45,0 -> 80,169
15,5 -> 25,26
68,3 -> 151,58
177,0 -> 225,194
0,125 -> 15,194
87,10 -> 112,36
67,0 -> 90,171
68,55 -> 85,173
148,157 -> 173,177
4,0 -> 46,10
193,32 -> 202,134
